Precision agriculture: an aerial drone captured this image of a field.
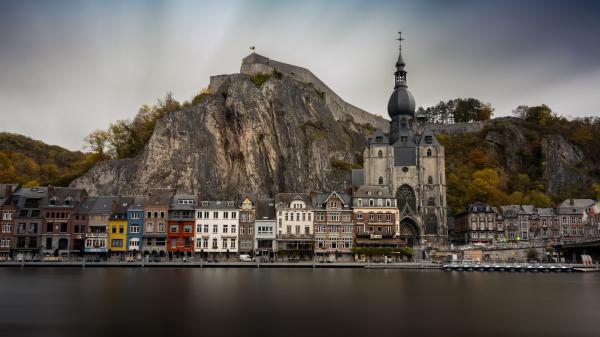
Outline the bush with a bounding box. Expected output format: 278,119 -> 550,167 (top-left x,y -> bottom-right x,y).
250,74 -> 271,87
330,159 -> 353,172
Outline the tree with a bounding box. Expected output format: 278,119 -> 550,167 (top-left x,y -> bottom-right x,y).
513,104 -> 553,126
84,129 -> 109,157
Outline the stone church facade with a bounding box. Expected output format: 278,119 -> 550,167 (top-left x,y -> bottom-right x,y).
360,34 -> 448,248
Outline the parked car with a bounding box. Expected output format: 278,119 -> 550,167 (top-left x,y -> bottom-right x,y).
240,254 -> 253,262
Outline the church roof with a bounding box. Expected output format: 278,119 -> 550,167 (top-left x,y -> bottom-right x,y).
353,185 -> 393,198
387,87 -> 415,117
417,128 -> 440,146
368,129 -> 389,144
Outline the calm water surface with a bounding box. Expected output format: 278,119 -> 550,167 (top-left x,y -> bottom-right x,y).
0,268 -> 599,337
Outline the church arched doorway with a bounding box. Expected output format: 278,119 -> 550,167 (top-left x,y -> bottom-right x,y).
400,217 -> 419,247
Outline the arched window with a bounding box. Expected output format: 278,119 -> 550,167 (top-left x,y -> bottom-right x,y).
400,118 -> 407,128
377,150 -> 383,158
428,176 -> 433,184
396,185 -> 416,211
427,149 -> 432,157
425,213 -> 438,235
427,197 -> 435,206
378,177 -> 384,185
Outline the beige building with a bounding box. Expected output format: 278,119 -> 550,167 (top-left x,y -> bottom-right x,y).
142,188 -> 175,256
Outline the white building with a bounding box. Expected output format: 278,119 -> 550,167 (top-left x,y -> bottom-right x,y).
275,193 -> 314,259
195,201 -> 238,258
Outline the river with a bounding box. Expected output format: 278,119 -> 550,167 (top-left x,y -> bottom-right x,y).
0,268 -> 598,337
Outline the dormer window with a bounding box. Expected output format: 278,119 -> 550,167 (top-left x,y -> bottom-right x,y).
357,199 -> 363,206
49,198 -> 56,206
228,202 -> 234,206
64,198 -> 72,206
369,199 -> 374,206
400,118 -> 407,128
401,136 -> 407,143
425,136 -> 432,144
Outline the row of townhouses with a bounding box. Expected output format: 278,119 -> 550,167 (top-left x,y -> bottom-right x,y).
0,184 -> 407,262
453,200 -> 600,245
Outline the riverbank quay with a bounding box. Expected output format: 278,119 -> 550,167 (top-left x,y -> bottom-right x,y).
0,260 -> 442,269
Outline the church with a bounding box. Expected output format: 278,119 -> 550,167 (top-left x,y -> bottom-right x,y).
356,33 -> 448,248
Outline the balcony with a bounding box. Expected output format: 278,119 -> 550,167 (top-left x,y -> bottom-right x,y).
86,232 -> 108,238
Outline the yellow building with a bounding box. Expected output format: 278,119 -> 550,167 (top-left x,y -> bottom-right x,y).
108,218 -> 128,253
107,197 -> 134,254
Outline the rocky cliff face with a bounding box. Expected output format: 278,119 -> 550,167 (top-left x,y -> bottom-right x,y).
70,72 -> 369,198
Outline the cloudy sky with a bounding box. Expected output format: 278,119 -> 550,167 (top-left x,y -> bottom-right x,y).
1,0 -> 599,150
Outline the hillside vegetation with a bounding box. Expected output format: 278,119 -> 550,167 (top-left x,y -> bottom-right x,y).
0,133 -> 98,187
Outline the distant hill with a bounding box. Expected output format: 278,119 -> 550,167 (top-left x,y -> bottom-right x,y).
0,132 -> 97,187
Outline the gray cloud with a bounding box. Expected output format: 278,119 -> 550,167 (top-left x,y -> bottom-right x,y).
0,0 -> 599,150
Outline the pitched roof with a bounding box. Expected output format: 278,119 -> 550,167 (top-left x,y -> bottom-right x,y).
311,191 -> 351,209
256,199 -> 276,220
275,193 -> 312,207
197,200 -> 238,210
146,188 -> 176,206
353,185 -> 393,198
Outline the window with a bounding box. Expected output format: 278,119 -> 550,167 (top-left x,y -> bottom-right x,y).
171,239 -> 177,248
184,225 -> 192,233
197,212 -> 202,219
425,136 -> 432,144
213,212 -> 219,219
111,239 -> 123,247
378,150 -> 383,158
224,212 -> 229,219
222,239 -> 227,249
427,149 -> 432,157
46,223 -> 53,232
378,177 -> 384,185
386,214 -> 392,222
204,225 -> 208,233
212,238 -> 218,249
60,223 -> 67,233
203,238 -> 208,249
232,212 -> 237,219
401,136 -> 407,143
356,212 -> 363,220
428,176 -> 433,184
147,212 -> 152,218
119,226 -> 124,234
369,199 -> 374,206
132,212 -> 140,220
369,213 -> 375,222
130,225 -> 140,233
111,226 -> 117,234
158,223 -> 164,232
223,225 -> 228,233
213,225 -> 218,233
330,212 -> 339,221
231,225 -> 236,233
357,199 -> 363,207
204,212 -> 209,219
308,213 -> 311,221
305,226 -> 310,235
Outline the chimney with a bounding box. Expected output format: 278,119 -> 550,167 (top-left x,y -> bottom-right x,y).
48,185 -> 55,199
5,185 -> 13,197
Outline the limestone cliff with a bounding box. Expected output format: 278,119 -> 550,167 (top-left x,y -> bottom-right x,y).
70,71 -> 370,198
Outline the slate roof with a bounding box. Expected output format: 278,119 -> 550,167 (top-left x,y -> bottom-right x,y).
417,128 -> 440,146
367,129 -> 389,145
87,196 -> 119,215
256,199 -> 276,220
170,194 -> 197,211
11,187 -> 48,211
197,200 -> 238,210
556,199 -> 595,214
146,188 -> 176,206
128,197 -> 145,211
275,193 -> 312,208
353,185 -> 393,198
46,187 -> 87,207
311,191 -> 351,209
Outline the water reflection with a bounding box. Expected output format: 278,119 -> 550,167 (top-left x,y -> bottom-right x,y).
0,268 -> 599,337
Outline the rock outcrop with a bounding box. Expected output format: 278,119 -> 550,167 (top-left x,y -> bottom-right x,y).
70,66 -> 371,198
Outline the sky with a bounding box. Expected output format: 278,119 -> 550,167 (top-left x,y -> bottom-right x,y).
1,0 -> 600,150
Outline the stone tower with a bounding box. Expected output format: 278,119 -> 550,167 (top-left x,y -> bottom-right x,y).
362,33 -> 448,249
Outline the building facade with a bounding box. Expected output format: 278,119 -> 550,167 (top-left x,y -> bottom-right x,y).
359,33 -> 448,248
455,202 -> 497,245
107,197 -> 133,258
41,187 -> 87,256
238,195 -> 255,254
195,200 -> 239,260
352,186 -> 402,258
313,192 -> 354,261
85,196 -> 118,257
168,195 -> 196,257
143,189 -> 175,257
127,198 -> 144,257
0,184 -> 19,258
254,199 -> 276,261
275,193 -> 314,260
10,187 -> 47,259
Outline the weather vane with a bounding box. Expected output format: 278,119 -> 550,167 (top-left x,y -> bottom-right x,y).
397,32 -> 404,49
